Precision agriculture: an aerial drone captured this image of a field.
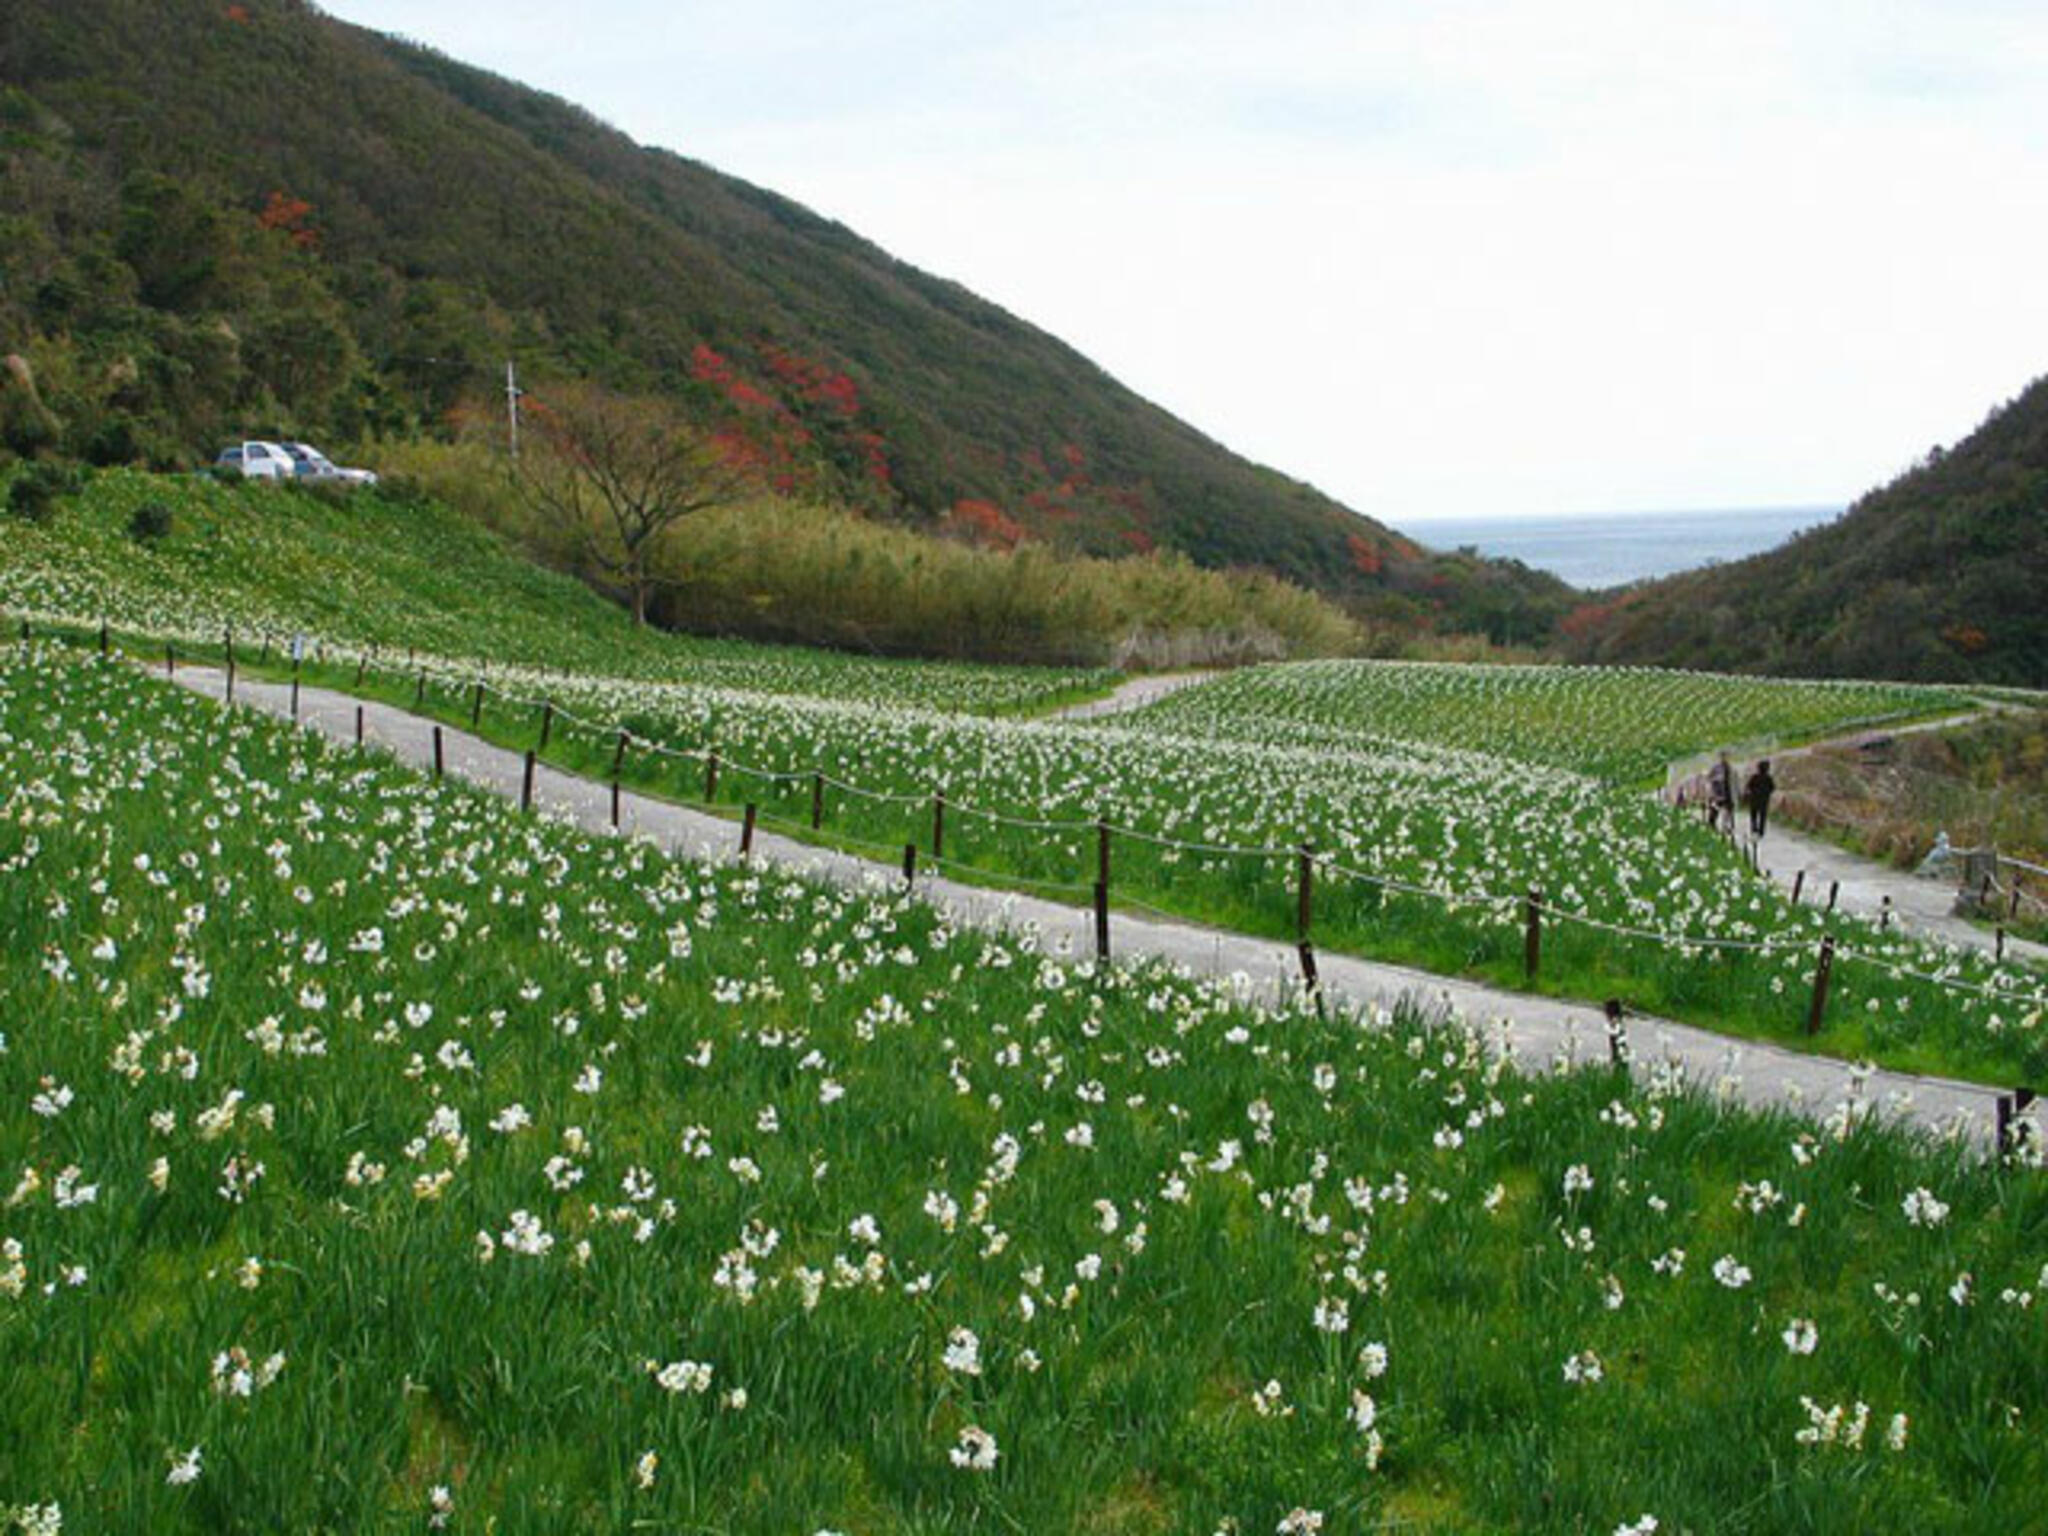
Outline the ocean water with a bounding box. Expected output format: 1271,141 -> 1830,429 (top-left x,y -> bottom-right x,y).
1403,505 -> 1839,590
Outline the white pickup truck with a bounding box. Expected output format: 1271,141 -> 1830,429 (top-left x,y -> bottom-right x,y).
214,440 -> 298,481
215,440 -> 378,486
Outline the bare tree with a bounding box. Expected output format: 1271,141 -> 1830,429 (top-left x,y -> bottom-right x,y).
517,380 -> 750,626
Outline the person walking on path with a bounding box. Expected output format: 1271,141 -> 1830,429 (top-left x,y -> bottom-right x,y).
1707,751 -> 1735,833
1744,758 -> 1776,838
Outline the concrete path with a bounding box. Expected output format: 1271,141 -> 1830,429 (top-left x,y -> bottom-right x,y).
1048,671 -> 1212,720
1681,704 -> 2048,967
165,665 -> 2041,1154
1756,821 -> 2048,966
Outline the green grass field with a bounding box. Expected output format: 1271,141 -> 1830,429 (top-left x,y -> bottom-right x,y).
4,645 -> 2044,1535
1122,659 -> 1970,784
182,637 -> 2045,1088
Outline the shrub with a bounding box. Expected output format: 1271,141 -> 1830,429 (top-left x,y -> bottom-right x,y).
127,500 -> 175,542
81,414 -> 143,467
6,461 -> 83,523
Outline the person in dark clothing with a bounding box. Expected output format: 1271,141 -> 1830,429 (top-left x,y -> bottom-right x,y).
1707,752 -> 1735,832
1744,759 -> 1776,838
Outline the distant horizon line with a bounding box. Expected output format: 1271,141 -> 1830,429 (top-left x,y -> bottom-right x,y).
1401,502 -> 1843,527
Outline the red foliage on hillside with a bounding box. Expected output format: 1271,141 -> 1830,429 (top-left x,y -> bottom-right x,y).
1557,597 -> 1629,641
1346,532 -> 1382,576
763,345 -> 861,418
258,190 -> 319,250
851,430 -> 892,489
947,498 -> 1026,550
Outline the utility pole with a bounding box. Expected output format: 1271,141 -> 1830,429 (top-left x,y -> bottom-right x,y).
505,359 -> 521,462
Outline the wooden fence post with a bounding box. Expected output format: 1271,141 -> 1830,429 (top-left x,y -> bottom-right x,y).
1092,818 -> 1113,966
1297,939 -> 1320,999
1604,998 -> 1629,1068
1826,880 -> 1839,912
741,803 -> 758,857
290,669 -> 301,720
1791,870 -> 1805,905
472,681 -> 484,730
538,701 -> 554,752
1297,842 -> 1315,940
1806,935 -> 1835,1035
611,730 -> 629,780
99,619 -> 109,657
1997,1089 -> 2037,1159
704,751 -> 720,803
1524,887 -> 1543,980
932,792 -> 946,861
811,771 -> 825,831
355,704 -> 364,746
902,842 -> 917,888
521,750 -> 537,813
166,642 -> 176,677
432,725 -> 444,780
610,777 -> 621,830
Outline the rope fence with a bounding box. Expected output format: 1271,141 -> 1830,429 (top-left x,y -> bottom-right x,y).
12,609 -> 2047,1064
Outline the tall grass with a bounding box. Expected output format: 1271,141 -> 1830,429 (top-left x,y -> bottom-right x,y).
375,441 -> 1362,667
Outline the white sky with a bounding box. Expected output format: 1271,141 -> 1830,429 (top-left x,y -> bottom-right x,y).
321,0 -> 2048,522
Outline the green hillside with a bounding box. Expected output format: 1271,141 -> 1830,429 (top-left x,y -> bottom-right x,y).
0,467 -> 1112,712
0,0 -> 1566,643
1560,374 -> 2048,686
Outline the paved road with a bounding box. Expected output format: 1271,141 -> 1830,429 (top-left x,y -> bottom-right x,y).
166,665 -> 2040,1154
1048,671 -> 1212,720
1756,820 -> 2048,965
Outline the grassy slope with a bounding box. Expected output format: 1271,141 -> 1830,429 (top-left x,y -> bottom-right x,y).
1120,660 -> 1969,785
4,644 -> 2044,1534
0,469 -> 1112,711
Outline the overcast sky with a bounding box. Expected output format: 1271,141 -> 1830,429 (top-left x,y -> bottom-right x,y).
322,0 -> 2048,523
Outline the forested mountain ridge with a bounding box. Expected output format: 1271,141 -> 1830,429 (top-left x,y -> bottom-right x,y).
1558,374 -> 2048,687
0,0 -> 1566,642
